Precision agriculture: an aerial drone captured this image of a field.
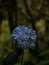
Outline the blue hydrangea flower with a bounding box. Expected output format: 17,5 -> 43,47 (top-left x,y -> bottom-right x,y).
28,29 -> 37,41
11,26 -> 37,49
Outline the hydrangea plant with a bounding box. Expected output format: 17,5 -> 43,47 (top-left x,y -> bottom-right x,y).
11,26 -> 37,50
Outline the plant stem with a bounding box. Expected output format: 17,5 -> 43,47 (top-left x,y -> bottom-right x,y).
21,51 -> 24,65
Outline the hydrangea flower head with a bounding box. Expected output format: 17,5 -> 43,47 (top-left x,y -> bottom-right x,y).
11,26 -> 37,49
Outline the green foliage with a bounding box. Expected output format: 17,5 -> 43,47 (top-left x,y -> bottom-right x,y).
37,0 -> 43,3
0,8 -> 4,13
29,48 -> 40,57
38,50 -> 49,56
37,60 -> 49,65
15,63 -> 21,65
0,58 -> 3,65
36,50 -> 49,65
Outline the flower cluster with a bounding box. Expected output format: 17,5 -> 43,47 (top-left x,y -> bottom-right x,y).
11,26 -> 37,49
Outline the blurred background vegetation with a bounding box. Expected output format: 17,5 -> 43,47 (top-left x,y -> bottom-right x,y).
0,0 -> 49,65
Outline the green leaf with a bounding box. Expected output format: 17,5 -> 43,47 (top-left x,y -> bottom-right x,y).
15,63 -> 21,65
38,50 -> 49,56
36,60 -> 49,65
